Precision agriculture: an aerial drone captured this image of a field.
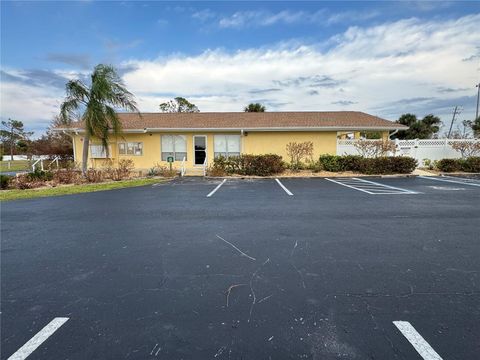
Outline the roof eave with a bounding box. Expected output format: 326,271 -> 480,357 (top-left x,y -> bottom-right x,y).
55,126 -> 407,133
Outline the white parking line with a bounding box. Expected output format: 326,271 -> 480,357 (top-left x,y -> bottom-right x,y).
419,175 -> 480,187
8,317 -> 69,360
206,179 -> 227,197
353,177 -> 418,194
325,177 -> 417,195
325,178 -> 372,194
275,179 -> 294,196
393,321 -> 443,360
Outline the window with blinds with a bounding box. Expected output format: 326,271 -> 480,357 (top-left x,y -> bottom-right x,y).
161,135 -> 187,161
214,135 -> 241,158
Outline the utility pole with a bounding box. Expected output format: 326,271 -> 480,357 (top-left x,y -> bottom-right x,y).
476,82 -> 479,120
447,106 -> 461,138
10,118 -> 14,160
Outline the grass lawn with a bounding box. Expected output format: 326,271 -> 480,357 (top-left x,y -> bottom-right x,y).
0,178 -> 166,201
0,160 -> 31,172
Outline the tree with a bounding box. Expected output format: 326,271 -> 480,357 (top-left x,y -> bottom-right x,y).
470,117 -> 480,138
244,103 -> 266,112
29,116 -> 74,159
0,119 -> 33,158
392,113 -> 441,139
159,97 -> 199,113
286,141 -> 313,171
60,64 -> 139,175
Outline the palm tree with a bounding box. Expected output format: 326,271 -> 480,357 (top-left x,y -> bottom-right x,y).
60,64 -> 139,174
244,103 -> 266,112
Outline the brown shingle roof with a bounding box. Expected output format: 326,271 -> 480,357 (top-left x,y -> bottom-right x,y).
63,111 -> 407,131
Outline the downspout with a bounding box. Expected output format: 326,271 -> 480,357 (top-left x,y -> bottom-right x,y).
240,129 -> 245,154
389,129 -> 399,140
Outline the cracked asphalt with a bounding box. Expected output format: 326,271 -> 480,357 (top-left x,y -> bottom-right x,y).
1,176 -> 479,359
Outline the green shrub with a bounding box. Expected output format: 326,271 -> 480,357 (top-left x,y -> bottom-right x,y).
357,157 -> 417,175
0,174 -> 12,189
27,169 -> 54,181
306,160 -> 323,173
437,157 -> 480,173
437,159 -> 460,172
318,155 -> 344,172
339,155 -> 363,172
460,157 -> 480,172
212,154 -> 285,176
318,154 -> 363,172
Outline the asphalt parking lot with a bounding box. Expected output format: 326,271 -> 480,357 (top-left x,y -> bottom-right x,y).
1,176 -> 479,359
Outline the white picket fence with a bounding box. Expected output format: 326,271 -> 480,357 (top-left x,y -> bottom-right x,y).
337,139 -> 480,167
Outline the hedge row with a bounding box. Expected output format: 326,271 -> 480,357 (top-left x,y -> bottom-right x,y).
436,157 -> 480,173
318,155 -> 417,174
211,154 -> 285,176
210,154 -> 417,176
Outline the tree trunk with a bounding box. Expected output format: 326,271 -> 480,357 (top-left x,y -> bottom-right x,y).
82,134 -> 90,176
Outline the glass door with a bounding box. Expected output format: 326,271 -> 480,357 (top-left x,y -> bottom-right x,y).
193,135 -> 207,165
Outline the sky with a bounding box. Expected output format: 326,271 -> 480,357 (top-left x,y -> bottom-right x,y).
1,0 -> 479,136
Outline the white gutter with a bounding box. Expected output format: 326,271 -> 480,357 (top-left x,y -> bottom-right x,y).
55,126 -> 407,133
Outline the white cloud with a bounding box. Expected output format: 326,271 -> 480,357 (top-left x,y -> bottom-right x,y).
122,14 -> 480,122
216,9 -> 378,29
0,82 -> 60,133
1,14 -> 479,135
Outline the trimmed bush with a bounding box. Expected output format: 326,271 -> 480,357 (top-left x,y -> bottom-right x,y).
461,157 -> 480,172
437,159 -> 461,172
211,154 -> 285,176
437,157 -> 480,172
357,157 -> 417,175
317,155 -> 415,174
318,155 -> 344,172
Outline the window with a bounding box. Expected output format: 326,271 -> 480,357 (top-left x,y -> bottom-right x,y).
118,142 -> 143,156
214,135 -> 240,158
90,145 -> 111,158
161,135 -> 187,161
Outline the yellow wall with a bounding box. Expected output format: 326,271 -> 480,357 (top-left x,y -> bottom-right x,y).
242,131 -> 337,161
71,130 -> 388,170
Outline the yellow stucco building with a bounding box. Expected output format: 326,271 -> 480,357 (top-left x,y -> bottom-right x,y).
59,111 -> 405,175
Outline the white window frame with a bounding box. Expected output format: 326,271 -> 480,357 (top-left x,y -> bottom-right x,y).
89,144 -> 112,159
161,135 -> 187,161
118,142 -> 143,156
214,135 -> 241,158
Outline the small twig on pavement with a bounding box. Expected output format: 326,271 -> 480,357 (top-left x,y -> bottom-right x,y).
216,234 -> 256,261
225,283 -> 247,307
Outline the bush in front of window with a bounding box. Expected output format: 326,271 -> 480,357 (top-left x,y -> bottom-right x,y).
147,163 -> 178,178
102,159 -> 135,181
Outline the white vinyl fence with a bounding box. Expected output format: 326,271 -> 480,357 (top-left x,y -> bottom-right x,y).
2,155 -> 50,161
337,139 -> 480,167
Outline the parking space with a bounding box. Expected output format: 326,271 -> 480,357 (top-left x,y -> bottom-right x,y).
325,177 -> 418,194
419,175 -> 480,187
2,176 -> 479,359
